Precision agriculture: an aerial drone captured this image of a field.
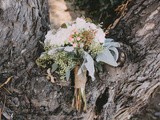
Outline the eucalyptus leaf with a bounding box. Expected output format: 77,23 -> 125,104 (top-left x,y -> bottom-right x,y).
96,48 -> 118,66
51,63 -> 58,72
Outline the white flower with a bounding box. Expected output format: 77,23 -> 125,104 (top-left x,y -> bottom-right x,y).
44,17 -> 106,47
86,22 -> 97,30
75,18 -> 87,29
44,30 -> 55,46
94,28 -> 105,43
44,28 -> 73,47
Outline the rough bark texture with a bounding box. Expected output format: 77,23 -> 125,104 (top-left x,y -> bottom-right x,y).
0,0 -> 160,120
0,0 -> 50,119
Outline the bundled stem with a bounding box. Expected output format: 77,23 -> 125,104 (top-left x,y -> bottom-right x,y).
72,66 -> 87,112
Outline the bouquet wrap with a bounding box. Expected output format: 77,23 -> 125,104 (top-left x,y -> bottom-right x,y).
74,66 -> 87,89
73,65 -> 87,112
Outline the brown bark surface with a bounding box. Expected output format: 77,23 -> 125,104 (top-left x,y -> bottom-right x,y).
0,0 -> 160,120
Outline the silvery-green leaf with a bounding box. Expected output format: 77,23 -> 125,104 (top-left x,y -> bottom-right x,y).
48,48 -> 57,55
78,61 -> 86,75
64,46 -> 74,52
84,52 -> 95,81
66,70 -> 70,81
78,52 -> 95,81
104,38 -> 120,48
105,38 -> 114,43
103,42 -> 120,48
78,66 -> 82,75
96,48 -> 118,66
109,47 -> 119,61
51,63 -> 58,72
57,47 -> 64,51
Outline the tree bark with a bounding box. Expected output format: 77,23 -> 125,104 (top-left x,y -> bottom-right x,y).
0,0 -> 160,120
0,0 -> 50,119
97,0 -> 160,119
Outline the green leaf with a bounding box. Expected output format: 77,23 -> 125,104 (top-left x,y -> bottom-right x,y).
51,63 -> 58,72
85,17 -> 92,22
61,23 -> 67,28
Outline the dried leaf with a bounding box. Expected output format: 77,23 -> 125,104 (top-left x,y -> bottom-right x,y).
47,68 -> 55,83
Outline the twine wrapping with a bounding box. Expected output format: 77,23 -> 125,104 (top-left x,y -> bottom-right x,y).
72,65 -> 87,112
74,66 -> 87,88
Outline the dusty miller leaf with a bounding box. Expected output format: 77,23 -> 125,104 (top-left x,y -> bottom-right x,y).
78,52 -> 95,81
51,63 -> 58,72
66,70 -> 70,81
64,46 -> 74,52
96,48 -> 118,66
109,47 -> 119,61
103,39 -> 120,48
84,52 -> 95,81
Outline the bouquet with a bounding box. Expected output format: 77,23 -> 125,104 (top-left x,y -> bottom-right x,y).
36,18 -> 120,112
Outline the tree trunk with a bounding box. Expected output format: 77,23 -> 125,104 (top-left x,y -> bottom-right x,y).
0,0 -> 160,120
0,0 -> 50,119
